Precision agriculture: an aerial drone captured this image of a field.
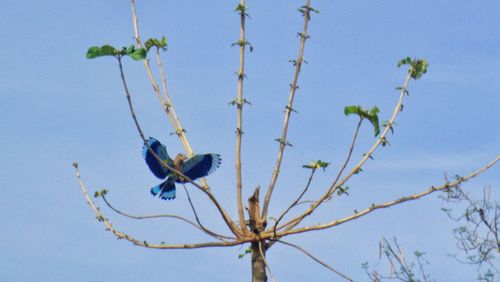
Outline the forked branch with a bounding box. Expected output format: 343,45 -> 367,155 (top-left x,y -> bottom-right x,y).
101,194 -> 234,241
281,70 -> 413,231
117,57 -> 242,237
130,0 -> 208,188
273,168 -> 317,236
73,162 -> 245,249
267,155 -> 499,238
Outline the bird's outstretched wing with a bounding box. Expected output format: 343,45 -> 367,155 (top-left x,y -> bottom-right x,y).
179,154 -> 221,182
142,137 -> 172,179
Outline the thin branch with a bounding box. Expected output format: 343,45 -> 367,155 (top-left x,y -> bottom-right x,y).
280,71 -> 412,231
180,184 -> 236,241
116,57 -> 243,237
273,168 -> 317,236
274,239 -> 354,281
101,194 -> 235,240
265,155 -> 499,238
262,0 -> 313,221
130,0 -> 208,188
73,162 -> 244,249
277,118 -> 362,231
327,118 -> 364,198
235,0 -> 250,236
385,238 -> 413,280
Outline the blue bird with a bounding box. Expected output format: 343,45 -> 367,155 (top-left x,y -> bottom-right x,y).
142,137 -> 221,200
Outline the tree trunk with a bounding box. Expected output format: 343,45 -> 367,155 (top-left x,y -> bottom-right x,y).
251,242 -> 267,282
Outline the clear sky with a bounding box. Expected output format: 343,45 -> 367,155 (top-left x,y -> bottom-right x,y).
1,1 -> 499,281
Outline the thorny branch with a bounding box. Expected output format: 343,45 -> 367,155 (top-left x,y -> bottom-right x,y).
262,0 -> 313,221
235,0 -> 250,236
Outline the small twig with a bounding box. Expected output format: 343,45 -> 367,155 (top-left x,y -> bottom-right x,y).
279,118 -> 363,231
385,238 -> 413,280
181,184 -> 234,241
262,0 -> 313,221
102,194 -> 235,240
415,251 -> 430,282
274,239 -> 354,281
327,118 -> 364,198
272,168 -> 316,236
73,162 -> 244,249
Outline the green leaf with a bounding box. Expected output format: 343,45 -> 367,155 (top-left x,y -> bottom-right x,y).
234,3 -> 247,13
367,107 -> 380,136
160,36 -> 167,48
127,47 -> 147,61
126,45 -> 135,54
238,247 -> 252,259
410,59 -> 428,80
145,37 -> 168,52
397,56 -> 412,68
94,189 -> 109,198
344,105 -> 380,136
344,105 -> 363,116
303,160 -> 330,171
86,45 -> 118,59
86,46 -> 101,59
397,57 -> 429,80
144,39 -> 156,52
100,45 -> 117,56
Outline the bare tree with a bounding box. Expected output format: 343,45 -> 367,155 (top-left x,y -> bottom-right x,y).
75,1 -> 499,281
442,185 -> 499,279
362,185 -> 498,282
362,237 -> 434,282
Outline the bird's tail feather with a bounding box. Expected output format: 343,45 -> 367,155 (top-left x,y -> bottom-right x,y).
150,178 -> 176,200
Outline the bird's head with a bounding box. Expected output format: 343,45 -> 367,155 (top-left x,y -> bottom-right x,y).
174,153 -> 187,165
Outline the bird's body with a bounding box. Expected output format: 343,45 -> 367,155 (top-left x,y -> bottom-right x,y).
142,137 -> 221,200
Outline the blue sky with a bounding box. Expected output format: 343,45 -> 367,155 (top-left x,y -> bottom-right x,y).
1,1 -> 499,281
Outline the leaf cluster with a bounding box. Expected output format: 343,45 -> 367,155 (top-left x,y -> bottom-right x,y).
398,57 -> 429,80
302,160 -> 330,171
344,105 -> 381,136
145,36 -> 167,52
94,189 -> 109,198
86,45 -> 146,61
